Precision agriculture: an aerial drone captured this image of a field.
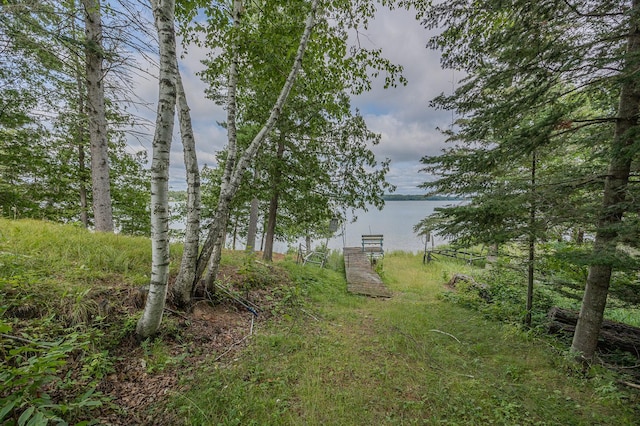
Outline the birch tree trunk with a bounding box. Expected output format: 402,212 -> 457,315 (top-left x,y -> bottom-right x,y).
82,0 -> 113,232
194,0 -> 320,286
171,71 -> 201,308
202,206 -> 228,291
571,2 -> 640,360
136,0 -> 177,339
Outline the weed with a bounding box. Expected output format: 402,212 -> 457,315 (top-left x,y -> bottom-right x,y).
0,219 -> 158,423
238,252 -> 278,292
323,249 -> 345,272
140,338 -> 187,374
0,323 -> 106,425
61,288 -> 100,326
81,350 -> 114,382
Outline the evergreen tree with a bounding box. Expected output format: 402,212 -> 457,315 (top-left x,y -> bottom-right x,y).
421,0 -> 640,359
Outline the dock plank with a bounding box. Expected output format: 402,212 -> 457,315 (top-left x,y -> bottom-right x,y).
343,247 -> 392,298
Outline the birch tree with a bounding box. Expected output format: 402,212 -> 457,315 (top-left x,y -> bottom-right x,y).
136,0 -> 177,339
180,0 -> 321,292
175,0 -> 411,297
0,1 -> 147,229
171,71 -> 201,307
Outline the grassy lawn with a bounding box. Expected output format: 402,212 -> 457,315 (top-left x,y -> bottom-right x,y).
1,219 -> 637,424
170,252 -> 639,425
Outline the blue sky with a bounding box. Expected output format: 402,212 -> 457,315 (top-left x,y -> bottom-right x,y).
130,5 -> 453,194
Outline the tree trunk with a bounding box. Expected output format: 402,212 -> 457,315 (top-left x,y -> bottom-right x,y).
232,216 -> 238,250
525,152 -> 536,328
263,137 -> 285,262
200,200 -> 231,291
263,194 -> 279,261
136,0 -> 177,339
82,0 -> 113,232
571,4 -> 640,360
72,36 -> 90,229
193,0 -> 319,285
171,71 -> 201,308
195,0 -> 243,289
245,166 -> 260,252
246,195 -> 259,252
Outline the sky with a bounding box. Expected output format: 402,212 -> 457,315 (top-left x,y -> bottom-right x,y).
130,4 -> 454,195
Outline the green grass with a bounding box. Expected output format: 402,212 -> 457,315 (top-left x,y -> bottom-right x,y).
170,252 -> 639,425
2,220 -> 638,424
0,218 -> 155,283
0,219 -> 163,423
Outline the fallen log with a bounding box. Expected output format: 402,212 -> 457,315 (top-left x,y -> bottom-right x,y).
547,307 -> 640,358
446,273 -> 491,302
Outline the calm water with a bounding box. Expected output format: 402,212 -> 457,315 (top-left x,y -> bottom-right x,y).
171,200 -> 461,254
273,200 -> 459,254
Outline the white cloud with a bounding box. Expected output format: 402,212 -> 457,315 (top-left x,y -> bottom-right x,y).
346,6 -> 453,193
365,113 -> 447,161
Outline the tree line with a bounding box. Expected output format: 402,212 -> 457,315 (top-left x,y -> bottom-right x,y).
416,0 -> 640,361
0,0 -> 151,235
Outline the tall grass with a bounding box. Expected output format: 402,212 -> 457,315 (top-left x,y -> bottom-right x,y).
170,252 -> 638,425
0,219 -> 161,423
0,219 -> 155,282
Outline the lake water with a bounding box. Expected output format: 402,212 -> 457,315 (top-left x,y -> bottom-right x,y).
171,200 -> 461,254
272,200 -> 458,254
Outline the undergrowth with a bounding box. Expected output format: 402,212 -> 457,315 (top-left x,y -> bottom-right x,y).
0,219 -> 159,424
0,219 -> 311,425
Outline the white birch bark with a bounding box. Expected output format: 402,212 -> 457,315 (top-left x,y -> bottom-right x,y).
82,0 -> 113,232
172,70 -> 201,307
136,0 -> 177,339
194,0 -> 320,285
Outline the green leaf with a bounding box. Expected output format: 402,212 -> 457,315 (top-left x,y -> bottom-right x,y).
26,410 -> 46,426
18,406 -> 35,426
0,398 -> 18,421
0,322 -> 12,333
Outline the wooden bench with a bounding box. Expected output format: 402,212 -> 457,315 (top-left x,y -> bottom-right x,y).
361,234 -> 384,260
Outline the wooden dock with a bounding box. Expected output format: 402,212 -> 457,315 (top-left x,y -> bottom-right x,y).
343,247 -> 392,298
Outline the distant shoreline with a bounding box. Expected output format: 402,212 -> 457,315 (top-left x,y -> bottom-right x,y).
382,194 -> 466,201
169,190 -> 465,203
